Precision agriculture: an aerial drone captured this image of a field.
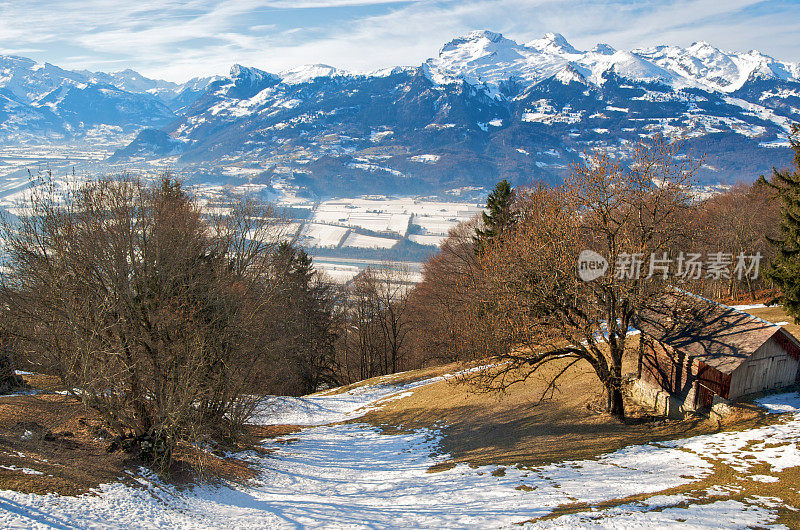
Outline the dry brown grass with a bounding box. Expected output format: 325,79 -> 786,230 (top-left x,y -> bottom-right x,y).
0,373 -> 293,495
0,390 -> 133,495
746,305 -> 800,337
358,339 -> 770,469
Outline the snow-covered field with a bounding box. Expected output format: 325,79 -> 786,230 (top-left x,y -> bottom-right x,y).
0,365 -> 797,529
297,223 -> 349,248
408,233 -> 448,246
291,195 -> 483,255
313,258 -> 424,284
313,207 -> 411,237
341,232 -> 398,250
303,197 -> 482,239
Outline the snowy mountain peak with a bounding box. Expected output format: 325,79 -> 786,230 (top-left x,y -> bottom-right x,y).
527,32 -> 580,54
0,54 -> 36,68
221,64 -> 281,99
280,64 -> 343,85
229,63 -> 271,81
428,30 -> 585,92
555,62 -> 589,85
688,41 -> 716,52
466,29 -> 505,42
744,57 -> 790,83
444,30 -> 505,47
602,50 -> 678,84
591,43 -> 616,56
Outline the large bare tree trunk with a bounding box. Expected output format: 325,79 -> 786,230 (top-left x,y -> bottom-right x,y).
606,380 -> 625,420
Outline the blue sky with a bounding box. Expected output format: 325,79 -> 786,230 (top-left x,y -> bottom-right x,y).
0,0 -> 797,81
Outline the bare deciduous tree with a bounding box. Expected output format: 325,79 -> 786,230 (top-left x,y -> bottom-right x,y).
407,220 -> 494,365
458,137 -> 701,419
0,175 -> 291,469
336,263 -> 415,382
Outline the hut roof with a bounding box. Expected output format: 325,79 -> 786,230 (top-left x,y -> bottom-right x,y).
636,294 -> 799,375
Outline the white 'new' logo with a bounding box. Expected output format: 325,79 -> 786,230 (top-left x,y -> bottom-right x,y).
577,250 -> 608,282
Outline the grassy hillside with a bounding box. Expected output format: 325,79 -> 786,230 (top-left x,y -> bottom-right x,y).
356,339 -> 769,469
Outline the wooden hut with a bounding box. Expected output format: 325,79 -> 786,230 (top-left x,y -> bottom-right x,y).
635,297 -> 800,412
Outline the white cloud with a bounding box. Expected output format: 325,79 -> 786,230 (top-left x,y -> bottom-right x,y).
0,0 -> 796,82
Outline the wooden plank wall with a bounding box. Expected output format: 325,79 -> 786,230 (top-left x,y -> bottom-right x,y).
694,361 -> 731,408
729,335 -> 800,399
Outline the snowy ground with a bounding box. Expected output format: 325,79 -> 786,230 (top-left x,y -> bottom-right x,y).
0,370 -> 798,528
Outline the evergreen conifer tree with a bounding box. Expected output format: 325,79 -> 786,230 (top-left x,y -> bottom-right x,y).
767,124 -> 800,322
474,179 -> 515,254
274,241 -> 338,393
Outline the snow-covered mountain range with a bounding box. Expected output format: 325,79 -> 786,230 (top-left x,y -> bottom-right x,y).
2,31 -> 799,196
0,55 -> 216,143
428,31 -> 799,94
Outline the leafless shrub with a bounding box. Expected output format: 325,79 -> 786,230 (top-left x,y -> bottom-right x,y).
0,174 -> 292,470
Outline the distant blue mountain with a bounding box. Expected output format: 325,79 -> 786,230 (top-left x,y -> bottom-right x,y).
0,55 -> 216,143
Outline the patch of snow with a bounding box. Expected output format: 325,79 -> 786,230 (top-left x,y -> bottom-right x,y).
257,366 -> 484,426
0,464 -> 43,475
347,162 -> 405,177
528,498 -> 780,529
424,123 -> 456,130
660,392 -> 800,473
409,154 -> 440,163
750,474 -> 779,483
756,392 -> 800,414
730,303 -> 768,311
369,130 -> 393,143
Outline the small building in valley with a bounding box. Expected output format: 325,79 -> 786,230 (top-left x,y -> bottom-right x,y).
634,296 -> 800,415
